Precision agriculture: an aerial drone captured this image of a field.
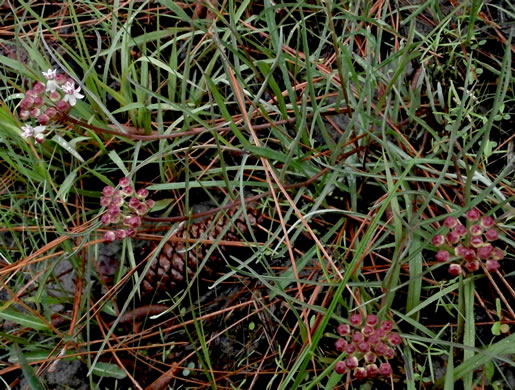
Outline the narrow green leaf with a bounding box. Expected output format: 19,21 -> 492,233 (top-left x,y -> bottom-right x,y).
52,135 -> 85,163
12,344 -> 46,390
91,361 -> 127,379
0,307 -> 49,331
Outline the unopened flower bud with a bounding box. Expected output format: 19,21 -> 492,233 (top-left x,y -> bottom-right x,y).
32,82 -> 46,95
145,199 -> 155,209
337,323 -> 350,336
477,244 -> 493,259
353,367 -> 367,380
20,96 -> 34,109
491,248 -> 505,260
357,341 -> 370,353
349,313 -> 362,327
454,224 -> 467,236
136,188 -> 149,198
103,186 -> 115,197
381,321 -> 393,332
367,333 -> 380,345
466,208 -> 481,221
104,231 -> 116,242
469,224 -> 482,236
366,314 -> 378,326
436,250 -> 450,262
49,91 -> 61,102
30,107 -> 41,118
126,227 -> 136,237
121,185 -> 134,196
119,177 -> 131,187
470,236 -> 483,247
100,214 -> 111,225
56,100 -> 70,112
462,248 -> 476,261
115,229 -> 127,240
485,228 -> 499,241
352,331 -> 364,343
374,342 -> 387,356
379,362 -> 392,376
384,347 -> 395,359
344,344 -> 356,354
366,364 -> 379,377
388,332 -> 402,345
55,73 -> 67,85
345,356 -> 359,369
448,263 -> 462,276
45,107 -> 58,118
33,96 -> 44,107
446,231 -> 460,244
38,114 -> 50,125
362,325 -> 374,336
19,110 -> 30,120
481,216 -> 495,228
364,351 -> 377,363
334,338 -> 346,352
443,216 -> 458,228
486,260 -> 500,272
432,234 -> 445,247
334,361 -> 346,375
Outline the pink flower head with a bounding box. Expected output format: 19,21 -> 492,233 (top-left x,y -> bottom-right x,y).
374,328 -> 386,338
349,313 -> 362,327
481,216 -> 495,228
33,96 -> 44,107
124,215 -> 141,228
345,356 -> 359,369
337,323 -> 350,336
444,216 -> 458,228
463,248 -> 476,261
103,231 -> 116,242
111,196 -> 124,207
432,234 -> 445,247
486,260 -> 500,272
128,197 -> 140,209
436,250 -> 450,262
379,362 -> 392,376
448,263 -> 462,276
126,227 -> 136,237
145,199 -> 155,209
334,361 -> 346,375
30,107 -> 41,118
334,338 -> 346,352
485,228 -> 499,241
354,367 -> 367,380
367,333 -> 380,345
107,204 -> 121,217
20,96 -> 34,110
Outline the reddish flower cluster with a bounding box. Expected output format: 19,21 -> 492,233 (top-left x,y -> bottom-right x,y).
432,209 -> 505,276
333,313 -> 402,380
18,69 -> 84,142
100,177 -> 154,242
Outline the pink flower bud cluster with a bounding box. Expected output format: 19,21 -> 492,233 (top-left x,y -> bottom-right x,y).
432,210 -> 505,276
17,69 -> 84,142
100,177 -> 155,242
333,313 -> 402,380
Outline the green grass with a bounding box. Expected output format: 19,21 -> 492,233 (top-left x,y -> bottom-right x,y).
0,1 -> 514,389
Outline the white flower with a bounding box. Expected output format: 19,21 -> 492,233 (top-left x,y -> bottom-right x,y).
61,81 -> 84,106
21,124 -> 34,138
20,124 -> 46,140
43,69 -> 59,93
42,68 -> 57,80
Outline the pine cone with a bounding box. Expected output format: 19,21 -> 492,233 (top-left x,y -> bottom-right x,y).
141,207 -> 262,295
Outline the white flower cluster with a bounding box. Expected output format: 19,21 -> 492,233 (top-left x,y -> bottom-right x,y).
18,68 -> 84,143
